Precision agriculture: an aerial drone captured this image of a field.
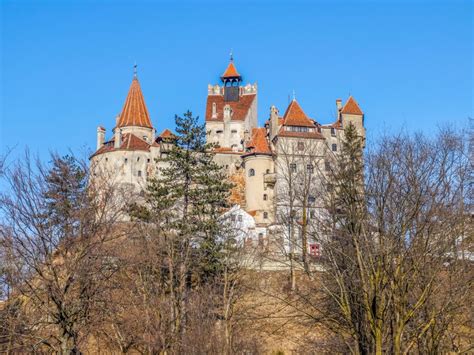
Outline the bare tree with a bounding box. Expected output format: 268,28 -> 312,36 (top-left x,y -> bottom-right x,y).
313,125 -> 473,354
0,152 -> 125,353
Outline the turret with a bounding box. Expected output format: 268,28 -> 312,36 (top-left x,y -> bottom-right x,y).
340,96 -> 365,140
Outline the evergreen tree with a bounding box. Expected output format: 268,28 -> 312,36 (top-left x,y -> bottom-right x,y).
130,111 -> 232,349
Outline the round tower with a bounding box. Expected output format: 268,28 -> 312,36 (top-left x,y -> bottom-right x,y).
242,128 -> 274,226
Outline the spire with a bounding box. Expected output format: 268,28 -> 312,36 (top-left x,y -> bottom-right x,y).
116,77 -> 153,128
341,96 -> 363,115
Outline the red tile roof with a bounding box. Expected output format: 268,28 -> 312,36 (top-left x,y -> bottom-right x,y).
277,128 -> 325,139
91,133 -> 151,157
117,78 -> 153,128
159,129 -> 174,138
221,61 -> 241,79
244,128 -> 272,156
282,100 -> 315,127
341,96 -> 363,115
205,94 -> 256,121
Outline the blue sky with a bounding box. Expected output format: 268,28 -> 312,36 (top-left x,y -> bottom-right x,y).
1,0 -> 472,160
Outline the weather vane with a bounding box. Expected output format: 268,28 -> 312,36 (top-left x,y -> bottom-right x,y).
230,48 -> 234,62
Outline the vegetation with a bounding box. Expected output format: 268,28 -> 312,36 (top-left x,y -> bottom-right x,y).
0,119 -> 472,354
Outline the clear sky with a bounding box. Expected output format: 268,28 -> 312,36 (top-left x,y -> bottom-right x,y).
1,0 -> 473,160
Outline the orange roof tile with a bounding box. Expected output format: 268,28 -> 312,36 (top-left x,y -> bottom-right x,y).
91,133 -> 150,157
159,129 -> 174,138
282,100 -> 315,127
117,78 -> 153,128
205,94 -> 256,121
341,96 -> 363,115
277,128 -> 325,140
244,128 -> 272,156
221,61 -> 241,79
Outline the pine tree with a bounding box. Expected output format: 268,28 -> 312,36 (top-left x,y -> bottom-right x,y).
130,111 -> 232,349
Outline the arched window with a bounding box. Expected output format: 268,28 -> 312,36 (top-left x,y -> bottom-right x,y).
249,168 -> 255,177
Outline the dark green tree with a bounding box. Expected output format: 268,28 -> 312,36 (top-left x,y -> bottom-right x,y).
130,111 -> 232,351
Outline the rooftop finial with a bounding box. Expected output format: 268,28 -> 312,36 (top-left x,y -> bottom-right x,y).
230,48 -> 234,62
292,89 -> 296,101
133,61 -> 138,78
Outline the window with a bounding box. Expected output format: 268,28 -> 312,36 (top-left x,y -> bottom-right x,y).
238,215 -> 243,222
137,157 -> 140,162
325,161 -> 331,171
143,136 -> 148,141
124,158 -> 128,163
137,170 -> 142,177
309,243 -> 321,257
216,130 -> 223,134
231,215 -> 236,222
266,169 -> 270,174
297,141 -> 305,151
231,129 -> 237,134
327,183 -> 334,192
307,164 -> 314,174
263,212 -> 268,219
310,210 -> 316,219
290,163 -> 297,173
263,194 -> 268,201
147,158 -> 151,163
332,143 -> 337,152
308,195 -> 316,204
248,168 -> 255,177
105,157 -> 108,161
331,127 -> 336,136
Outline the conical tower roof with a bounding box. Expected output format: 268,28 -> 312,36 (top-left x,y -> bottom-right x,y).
116,77 -> 153,128
221,61 -> 241,79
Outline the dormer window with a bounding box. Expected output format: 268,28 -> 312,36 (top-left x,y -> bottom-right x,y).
143,136 -> 148,141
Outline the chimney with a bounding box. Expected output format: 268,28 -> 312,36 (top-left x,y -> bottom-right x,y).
270,105 -> 279,141
223,105 -> 232,146
114,128 -> 122,149
336,99 -> 342,121
96,126 -> 105,150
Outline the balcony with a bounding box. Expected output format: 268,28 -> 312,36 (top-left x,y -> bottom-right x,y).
264,173 -> 276,185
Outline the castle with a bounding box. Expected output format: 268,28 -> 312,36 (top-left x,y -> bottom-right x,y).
91,58 -> 365,247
